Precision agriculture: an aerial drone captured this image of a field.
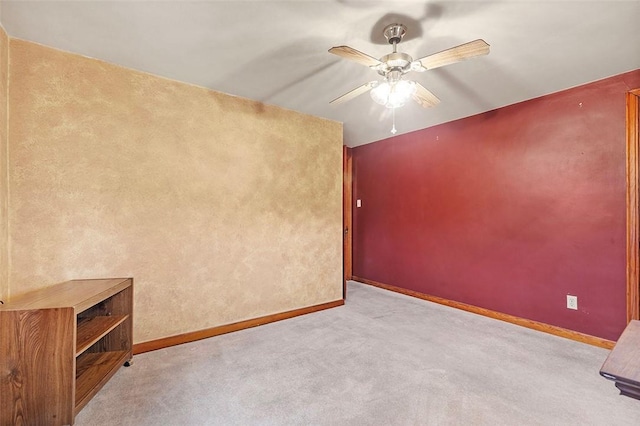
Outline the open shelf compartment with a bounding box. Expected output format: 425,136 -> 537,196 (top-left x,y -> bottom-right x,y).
76,315 -> 129,356
75,350 -> 130,414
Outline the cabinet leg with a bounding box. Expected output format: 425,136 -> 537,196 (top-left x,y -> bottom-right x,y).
124,358 -> 134,367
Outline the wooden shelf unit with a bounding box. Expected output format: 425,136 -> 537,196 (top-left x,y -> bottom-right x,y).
1,278 -> 133,425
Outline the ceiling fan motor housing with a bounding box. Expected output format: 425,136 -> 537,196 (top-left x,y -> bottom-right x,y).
378,52 -> 413,76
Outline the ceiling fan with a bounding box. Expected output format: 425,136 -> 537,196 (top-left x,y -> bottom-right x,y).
329,24 -> 490,112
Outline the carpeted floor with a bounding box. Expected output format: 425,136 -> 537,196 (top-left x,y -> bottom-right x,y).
75,281 -> 640,425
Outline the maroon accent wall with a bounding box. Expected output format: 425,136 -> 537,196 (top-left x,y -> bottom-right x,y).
352,70 -> 640,341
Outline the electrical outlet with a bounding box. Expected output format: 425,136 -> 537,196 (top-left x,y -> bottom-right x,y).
567,295 -> 578,310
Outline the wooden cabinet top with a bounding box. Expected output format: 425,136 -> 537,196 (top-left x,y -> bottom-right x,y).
0,278 -> 132,313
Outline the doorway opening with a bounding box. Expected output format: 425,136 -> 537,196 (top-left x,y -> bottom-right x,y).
343,146 -> 353,299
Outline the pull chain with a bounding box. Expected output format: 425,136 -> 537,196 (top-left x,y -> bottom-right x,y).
391,108 -> 397,134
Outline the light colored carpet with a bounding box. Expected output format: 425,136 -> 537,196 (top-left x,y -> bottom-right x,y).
75,281 -> 640,425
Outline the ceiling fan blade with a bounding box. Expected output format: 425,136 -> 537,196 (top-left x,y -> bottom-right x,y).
412,83 -> 440,108
329,46 -> 382,68
414,39 -> 490,71
330,82 -> 376,105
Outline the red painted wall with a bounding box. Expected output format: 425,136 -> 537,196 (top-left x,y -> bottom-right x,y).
352,70 -> 640,341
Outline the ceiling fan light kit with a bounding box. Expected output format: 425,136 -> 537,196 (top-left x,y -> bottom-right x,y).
370,78 -> 416,109
329,23 -> 490,133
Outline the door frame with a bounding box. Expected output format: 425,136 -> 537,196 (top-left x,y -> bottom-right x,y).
627,89 -> 640,322
343,146 -> 353,298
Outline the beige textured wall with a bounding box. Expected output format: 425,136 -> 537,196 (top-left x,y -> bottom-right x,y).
8,39 -> 343,343
0,26 -> 8,304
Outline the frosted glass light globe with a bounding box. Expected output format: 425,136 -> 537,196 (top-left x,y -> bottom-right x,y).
370,81 -> 391,106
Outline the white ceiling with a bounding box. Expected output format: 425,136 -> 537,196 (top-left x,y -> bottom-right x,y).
2,1 -> 639,147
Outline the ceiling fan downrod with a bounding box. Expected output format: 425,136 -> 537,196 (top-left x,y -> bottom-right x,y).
384,23 -> 406,55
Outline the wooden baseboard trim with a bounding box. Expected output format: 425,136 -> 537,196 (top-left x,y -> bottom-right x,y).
352,276 -> 615,349
133,299 -> 345,354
